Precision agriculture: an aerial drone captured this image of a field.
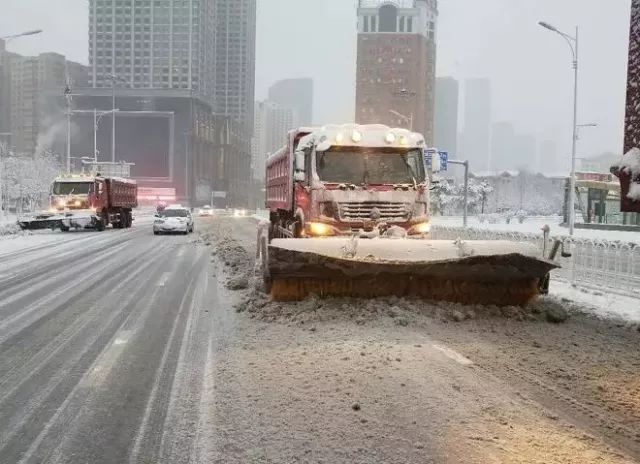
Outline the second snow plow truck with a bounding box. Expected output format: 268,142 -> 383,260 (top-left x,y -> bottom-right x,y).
18,174 -> 138,231
258,124 -> 559,306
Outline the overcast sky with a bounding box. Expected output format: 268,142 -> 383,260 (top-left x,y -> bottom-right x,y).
1,0 -> 632,160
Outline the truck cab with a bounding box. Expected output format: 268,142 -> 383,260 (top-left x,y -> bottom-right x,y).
266,124 -> 432,238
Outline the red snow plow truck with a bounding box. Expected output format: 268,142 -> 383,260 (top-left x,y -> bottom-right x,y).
258,124 -> 561,306
18,175 -> 138,231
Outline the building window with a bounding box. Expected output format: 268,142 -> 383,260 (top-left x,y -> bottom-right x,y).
363,16 -> 369,33
370,16 -> 377,32
407,17 -> 413,33
399,16 -> 405,32
378,5 -> 397,32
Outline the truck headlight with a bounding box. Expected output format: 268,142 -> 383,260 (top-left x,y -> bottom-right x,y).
308,222 -> 334,237
409,222 -> 431,235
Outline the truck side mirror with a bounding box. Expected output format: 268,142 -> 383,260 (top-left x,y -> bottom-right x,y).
294,150 -> 306,182
294,150 -> 305,170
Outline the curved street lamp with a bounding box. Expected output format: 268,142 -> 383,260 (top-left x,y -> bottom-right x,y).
538,20 -> 579,235
0,29 -> 43,41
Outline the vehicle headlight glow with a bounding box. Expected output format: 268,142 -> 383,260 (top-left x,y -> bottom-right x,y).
385,132 -> 396,144
399,135 -> 409,146
74,200 -> 82,207
308,222 -> 333,237
335,132 -> 344,144
351,130 -> 362,143
414,222 -> 431,234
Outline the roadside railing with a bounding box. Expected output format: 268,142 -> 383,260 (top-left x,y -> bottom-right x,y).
431,225 -> 640,296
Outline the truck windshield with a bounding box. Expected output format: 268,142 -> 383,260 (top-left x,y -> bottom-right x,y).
316,148 -> 425,185
52,182 -> 93,195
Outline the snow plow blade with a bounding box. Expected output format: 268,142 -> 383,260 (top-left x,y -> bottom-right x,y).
17,211 -> 95,231
264,239 -> 559,307
17,213 -> 64,231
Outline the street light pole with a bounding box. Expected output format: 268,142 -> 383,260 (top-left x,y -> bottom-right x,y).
106,73 -> 123,163
539,21 -> 579,235
93,108 -> 119,163
0,29 -> 43,41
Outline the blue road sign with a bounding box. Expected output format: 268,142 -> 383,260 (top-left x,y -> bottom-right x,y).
424,149 -> 449,171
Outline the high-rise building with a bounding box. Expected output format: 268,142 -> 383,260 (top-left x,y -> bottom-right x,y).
1,37 -> 89,153
513,134 -> 537,171
355,0 -> 438,143
11,53 -> 67,153
251,100 -> 296,180
0,39 -> 18,147
214,0 -> 257,132
85,0 -> 255,205
88,0 -> 216,101
462,78 -> 491,171
268,78 -> 313,127
490,121 -> 515,171
539,140 -> 558,173
434,76 -> 458,153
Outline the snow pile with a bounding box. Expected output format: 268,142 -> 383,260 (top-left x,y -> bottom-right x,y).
612,147 -> 640,177
237,290 -> 573,327
0,222 -> 21,236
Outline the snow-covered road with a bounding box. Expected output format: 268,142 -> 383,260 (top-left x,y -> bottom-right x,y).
0,217 -> 222,463
0,216 -> 638,463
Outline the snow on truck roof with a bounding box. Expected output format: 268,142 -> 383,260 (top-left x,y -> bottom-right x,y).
298,124 -> 425,152
54,175 -> 136,184
612,147 -> 640,177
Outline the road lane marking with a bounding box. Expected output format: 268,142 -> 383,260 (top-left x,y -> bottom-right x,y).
432,344 -> 474,366
157,272 -> 171,287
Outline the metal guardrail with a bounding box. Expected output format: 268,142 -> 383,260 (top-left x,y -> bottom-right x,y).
431,225 -> 640,296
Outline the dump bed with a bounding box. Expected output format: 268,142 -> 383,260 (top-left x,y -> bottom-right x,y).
105,177 -> 138,209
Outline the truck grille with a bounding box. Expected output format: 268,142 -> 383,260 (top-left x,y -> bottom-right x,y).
339,202 -> 410,221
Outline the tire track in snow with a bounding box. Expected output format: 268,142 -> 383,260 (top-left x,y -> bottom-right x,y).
20,245 -> 207,464
0,239 -> 174,460
0,238 -> 169,401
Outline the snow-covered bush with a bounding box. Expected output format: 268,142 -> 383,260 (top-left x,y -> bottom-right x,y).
0,144 -> 60,213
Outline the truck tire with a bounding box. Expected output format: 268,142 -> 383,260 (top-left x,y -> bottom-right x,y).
95,218 -> 106,232
60,223 -> 70,232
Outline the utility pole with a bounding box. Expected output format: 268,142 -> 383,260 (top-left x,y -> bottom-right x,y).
106,73 -> 123,163
64,78 -> 72,174
539,21 -> 580,235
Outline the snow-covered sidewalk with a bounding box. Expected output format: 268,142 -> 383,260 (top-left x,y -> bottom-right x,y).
432,216 -> 640,243
553,280 -> 640,323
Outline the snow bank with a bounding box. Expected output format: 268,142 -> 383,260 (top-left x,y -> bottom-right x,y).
553,281 -> 640,324
612,147 -> 640,177
0,222 -> 21,236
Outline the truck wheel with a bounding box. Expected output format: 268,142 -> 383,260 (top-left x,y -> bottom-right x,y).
60,223 -> 70,232
126,211 -> 133,228
95,219 -> 106,232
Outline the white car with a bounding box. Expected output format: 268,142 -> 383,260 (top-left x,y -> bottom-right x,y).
198,205 -> 214,217
153,207 -> 194,235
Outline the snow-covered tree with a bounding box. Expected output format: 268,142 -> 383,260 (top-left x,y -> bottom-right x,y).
0,148 -> 61,213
